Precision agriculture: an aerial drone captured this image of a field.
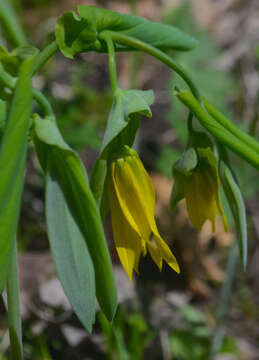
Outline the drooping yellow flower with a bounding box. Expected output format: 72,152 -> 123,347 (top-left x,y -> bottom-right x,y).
184,147 -> 228,231
107,146 -> 180,282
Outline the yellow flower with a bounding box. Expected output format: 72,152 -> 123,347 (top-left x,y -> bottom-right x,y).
107,146 -> 180,282
184,147 -> 228,231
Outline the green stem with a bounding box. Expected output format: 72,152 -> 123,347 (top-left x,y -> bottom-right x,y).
99,32 -> 119,93
0,41 -> 58,90
128,0 -> 139,89
32,89 -> 55,118
6,240 -> 23,360
32,41 -> 59,76
0,64 -> 55,118
0,64 -> 16,88
0,0 -> 28,47
176,90 -> 259,171
204,99 -> 259,155
209,244 -> 238,358
104,31 -> 201,102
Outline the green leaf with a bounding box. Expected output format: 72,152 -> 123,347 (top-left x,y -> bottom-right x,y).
33,116 -> 118,321
0,45 -> 38,77
219,161 -> 247,270
56,6 -> 197,58
89,89 -> 154,210
6,241 -> 23,360
0,56 -> 33,293
100,89 -> 154,156
46,166 -> 95,332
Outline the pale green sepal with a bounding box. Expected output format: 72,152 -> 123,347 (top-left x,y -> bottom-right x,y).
170,147 -> 198,210
173,147 -> 198,176
170,172 -> 185,210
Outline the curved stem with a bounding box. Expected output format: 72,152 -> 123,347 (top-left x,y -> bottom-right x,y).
32,89 -> 55,118
0,64 -> 16,88
0,41 -> 58,90
177,90 -> 259,171
0,62 -> 55,118
32,41 -> 59,76
99,32 -> 119,93
104,31 -> 202,102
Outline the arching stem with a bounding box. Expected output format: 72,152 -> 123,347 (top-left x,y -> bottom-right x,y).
99,33 -> 119,93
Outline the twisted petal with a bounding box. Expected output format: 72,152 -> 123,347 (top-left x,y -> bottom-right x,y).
108,149 -> 180,278
147,230 -> 180,273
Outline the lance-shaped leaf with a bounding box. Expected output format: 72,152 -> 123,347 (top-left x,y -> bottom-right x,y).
219,161 -> 247,270
0,56 -> 33,292
175,90 -> 259,171
46,165 -> 95,332
56,6 -> 197,58
33,115 -> 117,321
6,241 -> 23,360
90,89 -> 154,208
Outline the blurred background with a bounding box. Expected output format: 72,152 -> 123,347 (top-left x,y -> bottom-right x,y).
1,0 -> 259,359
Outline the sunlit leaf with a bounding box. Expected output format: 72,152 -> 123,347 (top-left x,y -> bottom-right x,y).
46,167 -> 96,332
33,115 -> 118,321
56,6 -> 197,58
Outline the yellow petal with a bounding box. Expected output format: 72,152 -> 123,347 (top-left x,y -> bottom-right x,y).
147,241 -> 163,271
126,153 -> 156,212
108,146 -> 180,277
110,161 -> 141,237
184,168 -> 218,230
114,158 -> 153,239
152,230 -> 180,274
108,165 -> 142,282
